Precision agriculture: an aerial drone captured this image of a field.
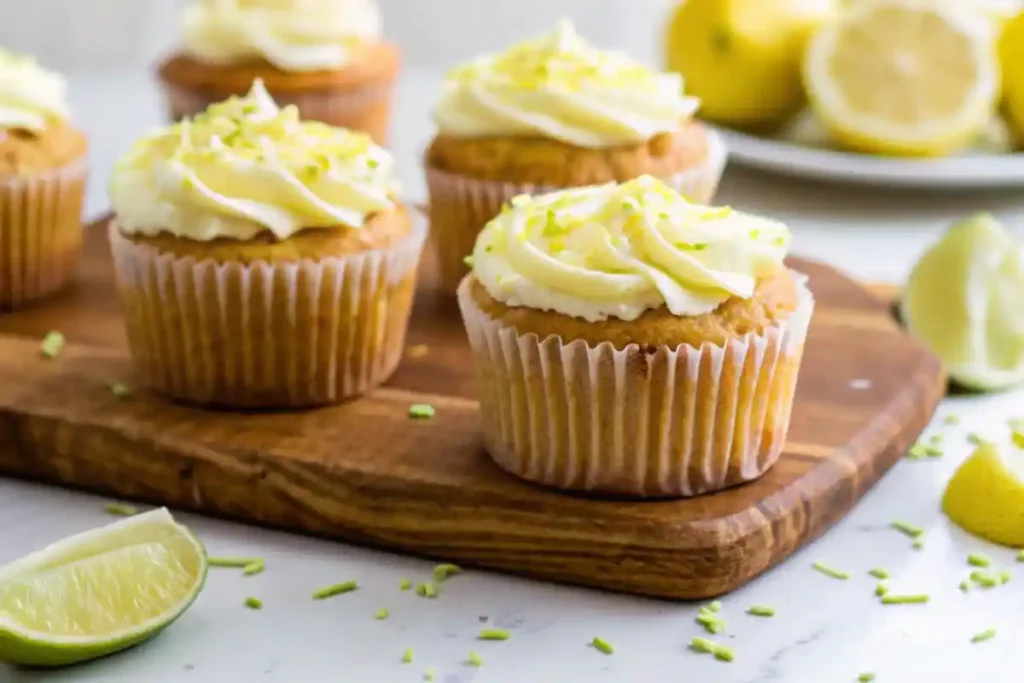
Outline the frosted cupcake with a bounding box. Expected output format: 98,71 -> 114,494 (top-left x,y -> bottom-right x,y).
427,20 -> 725,293
0,50 -> 88,309
457,176 -> 813,497
108,80 -> 425,408
157,0 -> 399,144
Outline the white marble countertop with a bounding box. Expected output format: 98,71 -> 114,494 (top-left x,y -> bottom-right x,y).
2,68 -> 1024,683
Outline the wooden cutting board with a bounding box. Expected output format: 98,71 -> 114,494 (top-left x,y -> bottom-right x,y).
0,216 -> 944,600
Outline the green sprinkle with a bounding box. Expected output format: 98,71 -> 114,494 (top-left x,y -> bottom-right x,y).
708,600 -> 722,612
968,433 -> 990,446
970,570 -> 998,588
891,520 -> 925,538
880,594 -> 929,605
311,580 -> 358,600
868,568 -> 890,580
971,628 -> 997,643
1018,550 -> 1024,562
960,579 -> 971,592
1013,431 -> 1024,448
463,255 -> 475,267
928,433 -> 944,445
859,673 -> 876,682
478,629 -> 511,641
812,561 -> 850,580
912,539 -> 924,550
409,403 -> 436,419
713,645 -> 735,662
375,608 -> 390,620
433,563 -> 462,582
244,596 -> 262,610
466,651 -> 483,667
943,414 -> 960,425
591,637 -> 614,655
208,556 -> 262,568
424,668 -> 436,681
416,582 -> 438,598
906,443 -> 928,460
40,331 -> 65,358
746,605 -> 775,617
103,502 -> 137,517
696,612 -> 726,634
924,445 -> 944,457
400,578 -> 412,590
998,569 -> 1012,584
402,648 -> 414,664
242,560 -> 265,576
107,381 -> 131,398
875,582 -> 888,597
690,637 -> 733,661
967,553 -> 991,568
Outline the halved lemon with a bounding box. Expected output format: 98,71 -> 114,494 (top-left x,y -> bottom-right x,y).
0,508 -> 207,667
805,0 -> 1001,156
943,443 -> 1024,547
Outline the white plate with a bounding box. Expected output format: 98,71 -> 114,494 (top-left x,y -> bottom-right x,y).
712,125 -> 1024,190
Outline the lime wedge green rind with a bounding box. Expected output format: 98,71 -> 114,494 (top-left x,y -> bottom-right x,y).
0,508 -> 207,667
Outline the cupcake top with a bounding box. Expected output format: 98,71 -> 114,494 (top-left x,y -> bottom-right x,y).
0,50 -> 71,133
182,0 -> 382,72
109,79 -> 396,241
470,175 -> 791,322
432,20 -> 699,149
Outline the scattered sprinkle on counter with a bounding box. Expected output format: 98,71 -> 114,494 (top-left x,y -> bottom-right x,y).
858,673 -> 876,682
880,594 -> 929,605
409,403 -> 436,419
967,553 -> 991,567
874,583 -> 888,597
407,344 -> 430,359
868,568 -> 889,580
375,608 -> 390,620
591,637 -> 614,655
691,637 -> 733,662
40,331 -> 65,358
812,561 -> 850,580
746,605 -> 775,617
242,559 -> 265,576
416,581 -> 438,598
208,556 -> 262,568
479,629 -> 511,641
466,651 -> 483,667
891,520 -> 924,538
244,596 -> 263,610
971,628 -> 997,644
967,433 -> 990,446
311,580 -> 358,600
402,648 -> 414,664
943,414 -> 960,425
970,570 -> 998,588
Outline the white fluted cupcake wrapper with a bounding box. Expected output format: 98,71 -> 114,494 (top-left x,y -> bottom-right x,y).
457,271 -> 815,498
0,157 -> 88,310
109,218 -> 426,408
426,130 -> 727,293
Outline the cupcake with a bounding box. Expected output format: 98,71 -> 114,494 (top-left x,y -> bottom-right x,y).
107,80 -> 425,408
157,0 -> 399,145
0,50 -> 88,310
457,176 -> 814,498
426,20 -> 726,293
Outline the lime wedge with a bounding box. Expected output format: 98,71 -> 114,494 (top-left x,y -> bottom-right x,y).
900,212 -> 1024,392
943,443 -> 1024,547
0,508 -> 207,667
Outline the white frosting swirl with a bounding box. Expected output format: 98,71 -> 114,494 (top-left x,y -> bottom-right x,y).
433,20 -> 699,148
109,80 -> 396,241
472,175 -> 791,322
182,0 -> 382,71
0,50 -> 70,132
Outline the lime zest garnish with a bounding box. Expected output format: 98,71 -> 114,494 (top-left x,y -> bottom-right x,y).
242,560 -> 265,576
880,594 -> 929,605
478,629 -> 511,641
312,580 -> 358,600
875,583 -> 888,597
967,553 -> 991,567
409,404 -> 436,420
971,628 -> 997,643
868,568 -> 889,580
746,605 -> 775,617
402,648 -> 414,664
812,561 -> 850,580
433,563 -> 462,582
107,381 -> 131,398
375,608 -> 390,620
858,673 -> 876,682
400,578 -> 412,590
103,502 -> 138,517
466,651 -> 483,667
208,556 -> 262,568
591,637 -> 614,655
416,582 -> 438,598
244,597 -> 263,610
40,331 -> 65,359
890,521 -> 925,538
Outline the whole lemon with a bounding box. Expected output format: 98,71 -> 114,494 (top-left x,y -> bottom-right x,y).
664,0 -> 837,129
1000,11 -> 1024,145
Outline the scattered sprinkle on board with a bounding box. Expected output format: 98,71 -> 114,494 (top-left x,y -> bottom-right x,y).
409,403 -> 436,419
107,381 -> 131,398
39,331 -> 65,359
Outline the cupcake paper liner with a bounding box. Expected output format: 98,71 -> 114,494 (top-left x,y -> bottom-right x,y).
161,80 -> 395,145
108,217 -> 427,408
0,157 -> 88,310
427,129 -> 728,294
457,271 -> 815,498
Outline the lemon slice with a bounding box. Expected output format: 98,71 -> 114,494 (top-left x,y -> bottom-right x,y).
0,508 -> 207,667
805,0 -> 1001,156
899,212 -> 1024,392
943,443 -> 1024,547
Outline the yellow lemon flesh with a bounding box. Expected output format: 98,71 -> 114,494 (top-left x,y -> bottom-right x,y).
1000,10 -> 1024,145
943,443 -> 1024,547
900,212 -> 1024,392
664,0 -> 837,129
805,0 -> 1001,157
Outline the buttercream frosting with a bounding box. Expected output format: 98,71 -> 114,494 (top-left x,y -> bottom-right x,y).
109,79 -> 396,241
0,50 -> 70,132
471,175 -> 791,322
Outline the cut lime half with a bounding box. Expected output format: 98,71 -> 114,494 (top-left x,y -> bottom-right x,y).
943,443 -> 1024,547
0,508 -> 207,667
900,212 -> 1024,392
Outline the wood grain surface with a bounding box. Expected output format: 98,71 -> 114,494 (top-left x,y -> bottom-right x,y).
0,217 -> 945,600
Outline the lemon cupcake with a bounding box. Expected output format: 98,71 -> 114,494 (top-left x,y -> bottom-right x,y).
108,80 -> 425,408
457,176 -> 813,497
157,0 -> 399,145
0,50 -> 88,310
427,20 -> 725,293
